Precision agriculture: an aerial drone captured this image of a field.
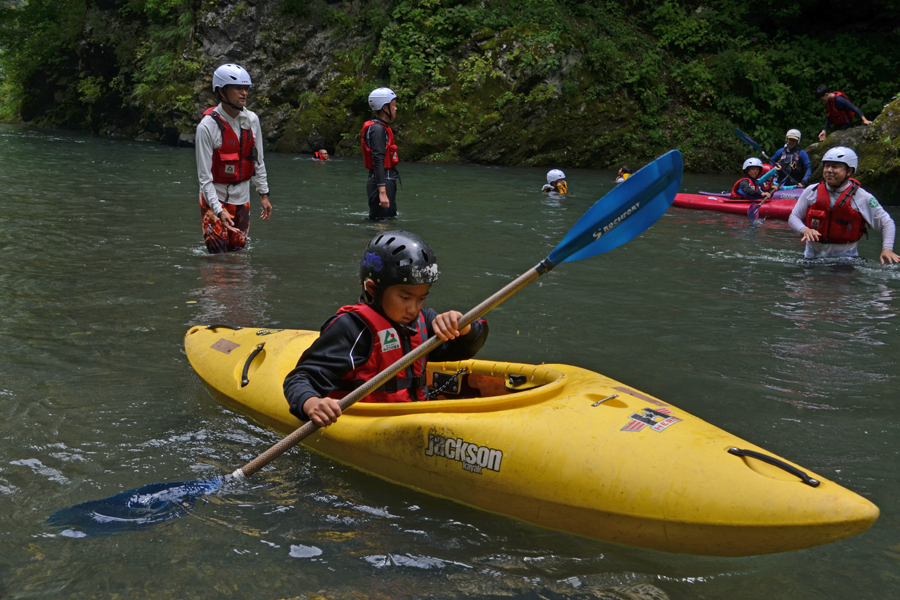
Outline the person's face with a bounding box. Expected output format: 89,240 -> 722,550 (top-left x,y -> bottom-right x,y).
818,93 -> 833,104
823,162 -> 852,186
321,150 -> 329,159
223,85 -> 249,108
747,166 -> 762,179
382,98 -> 398,120
368,281 -> 430,324
786,137 -> 798,150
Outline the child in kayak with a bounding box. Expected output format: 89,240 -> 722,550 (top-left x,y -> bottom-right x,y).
283,231 -> 489,427
731,158 -> 778,201
789,146 -> 899,264
542,169 -> 568,194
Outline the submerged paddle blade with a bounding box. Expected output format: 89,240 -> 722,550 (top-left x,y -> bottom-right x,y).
547,150 -> 682,265
748,202 -> 761,222
48,477 -> 224,536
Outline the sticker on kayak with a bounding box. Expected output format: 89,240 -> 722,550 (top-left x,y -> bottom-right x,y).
425,433 -> 503,474
621,407 -> 682,432
255,329 -> 284,336
210,339 -> 240,354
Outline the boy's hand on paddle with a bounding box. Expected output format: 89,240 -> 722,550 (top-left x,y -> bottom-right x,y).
432,311 -> 471,341
880,248 -> 900,265
800,228 -> 821,242
304,396 -> 342,427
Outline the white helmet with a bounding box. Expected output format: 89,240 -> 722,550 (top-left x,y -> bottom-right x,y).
742,158 -> 763,172
822,146 -> 858,171
212,64 -> 252,92
785,129 -> 801,141
368,87 -> 397,112
547,169 -> 566,183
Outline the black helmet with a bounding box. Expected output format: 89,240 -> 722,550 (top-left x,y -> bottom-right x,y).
360,231 -> 439,290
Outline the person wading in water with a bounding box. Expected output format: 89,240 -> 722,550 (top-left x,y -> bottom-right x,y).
195,63 -> 272,253
361,88 -> 400,220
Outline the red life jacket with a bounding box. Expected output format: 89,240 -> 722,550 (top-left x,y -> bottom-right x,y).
314,151 -> 329,161
731,177 -> 760,199
361,120 -> 399,170
804,179 -> 867,244
327,303 -> 427,403
826,91 -> 855,128
203,107 -> 256,184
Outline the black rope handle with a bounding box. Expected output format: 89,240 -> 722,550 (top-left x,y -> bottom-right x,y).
207,324 -> 243,330
240,344 -> 265,388
728,447 -> 820,487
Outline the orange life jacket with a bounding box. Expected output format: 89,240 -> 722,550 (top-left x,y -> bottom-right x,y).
203,107 -> 256,184
826,91 -> 856,128
804,179 -> 867,244
327,303 -> 426,403
361,120 -> 399,170
731,177 -> 760,199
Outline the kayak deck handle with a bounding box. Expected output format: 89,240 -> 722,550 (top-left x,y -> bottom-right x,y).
592,394 -> 619,407
207,324 -> 243,330
728,447 -> 820,487
241,343 -> 265,387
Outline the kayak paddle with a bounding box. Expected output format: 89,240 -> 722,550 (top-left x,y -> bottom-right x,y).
734,128 -> 799,222
48,150 -> 684,536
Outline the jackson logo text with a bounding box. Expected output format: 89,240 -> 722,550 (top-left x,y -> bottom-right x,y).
425,433 -> 503,474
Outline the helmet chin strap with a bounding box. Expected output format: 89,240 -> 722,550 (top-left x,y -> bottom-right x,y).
217,88 -> 244,113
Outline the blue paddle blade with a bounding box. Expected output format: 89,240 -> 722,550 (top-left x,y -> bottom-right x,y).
734,128 -> 763,154
47,477 -> 224,536
547,150 -> 683,265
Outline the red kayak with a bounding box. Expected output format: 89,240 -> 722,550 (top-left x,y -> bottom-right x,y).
673,189 -> 802,220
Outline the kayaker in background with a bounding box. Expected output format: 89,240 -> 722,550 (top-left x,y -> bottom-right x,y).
770,129 -> 811,189
730,158 -> 777,201
615,165 -> 632,183
542,169 -> 568,194
283,231 -> 490,427
362,88 -> 401,220
196,63 -> 272,254
789,147 -> 899,264
313,149 -> 330,161
816,86 -> 873,141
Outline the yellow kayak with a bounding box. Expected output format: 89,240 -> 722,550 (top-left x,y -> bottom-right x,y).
184,325 -> 878,556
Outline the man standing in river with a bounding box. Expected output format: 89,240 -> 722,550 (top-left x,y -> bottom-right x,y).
196,63 -> 272,254
361,88 -> 400,220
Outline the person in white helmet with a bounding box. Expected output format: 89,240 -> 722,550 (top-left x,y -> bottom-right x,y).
789,147 -> 899,264
769,129 -> 811,189
195,63 -> 272,254
730,158 -> 777,200
361,88 -> 400,220
542,169 -> 568,194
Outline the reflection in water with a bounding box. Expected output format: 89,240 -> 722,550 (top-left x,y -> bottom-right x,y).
189,253 -> 276,326
762,271 -> 895,406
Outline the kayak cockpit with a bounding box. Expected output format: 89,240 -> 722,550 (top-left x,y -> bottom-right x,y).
344,359 -> 568,416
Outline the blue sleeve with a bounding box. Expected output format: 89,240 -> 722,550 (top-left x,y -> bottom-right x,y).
771,148 -> 784,163
800,151 -> 812,183
758,169 -> 777,183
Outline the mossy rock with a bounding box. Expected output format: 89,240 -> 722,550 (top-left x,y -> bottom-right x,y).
806,95 -> 900,204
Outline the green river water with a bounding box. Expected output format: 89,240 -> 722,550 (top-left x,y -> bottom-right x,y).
1,124 -> 898,599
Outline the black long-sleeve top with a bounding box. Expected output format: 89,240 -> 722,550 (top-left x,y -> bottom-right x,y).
283,306 -> 489,420
365,119 -> 395,187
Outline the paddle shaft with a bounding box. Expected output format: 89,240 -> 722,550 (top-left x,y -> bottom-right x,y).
234,260 -> 551,479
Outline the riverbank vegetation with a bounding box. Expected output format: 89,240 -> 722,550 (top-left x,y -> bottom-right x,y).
2,0 -> 899,172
